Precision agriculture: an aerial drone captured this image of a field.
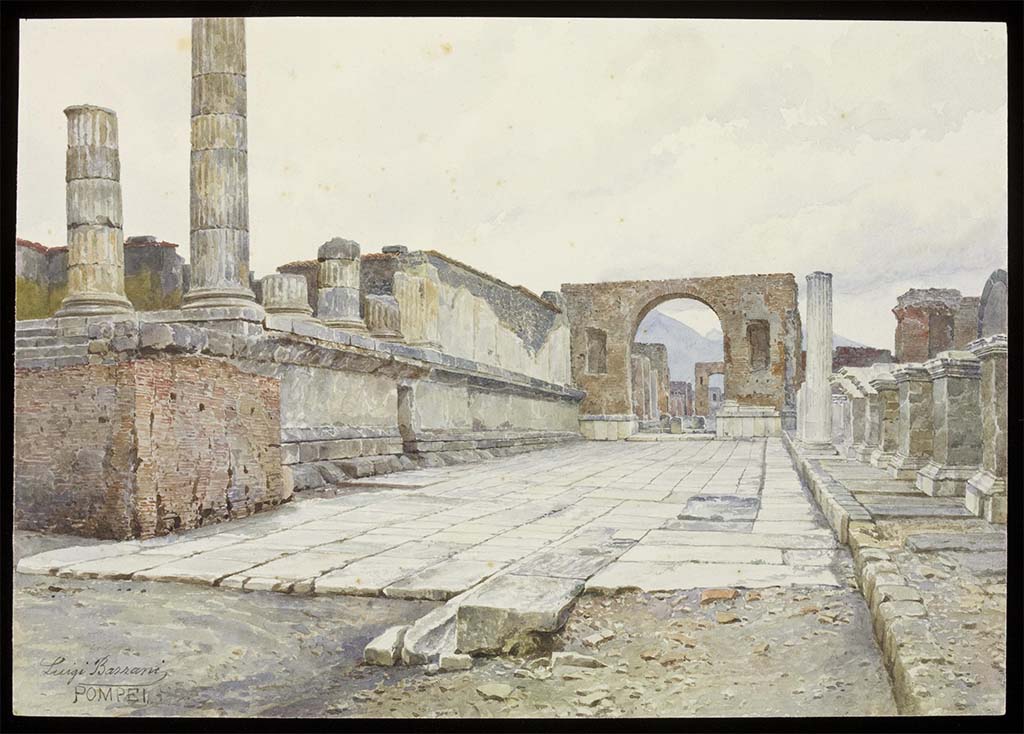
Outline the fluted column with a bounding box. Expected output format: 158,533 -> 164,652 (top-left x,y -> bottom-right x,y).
364,294 -> 403,341
964,335 -> 1007,522
261,273 -> 314,319
183,17 -> 259,310
56,105 -> 133,316
798,271 -> 833,447
316,238 -> 366,332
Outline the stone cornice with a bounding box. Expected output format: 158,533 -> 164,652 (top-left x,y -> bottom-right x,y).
868,373 -> 898,391
924,350 -> 981,379
967,333 -> 1008,359
892,363 -> 930,383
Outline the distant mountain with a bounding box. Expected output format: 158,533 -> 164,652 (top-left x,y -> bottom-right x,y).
637,311 -> 871,382
635,311 -> 723,383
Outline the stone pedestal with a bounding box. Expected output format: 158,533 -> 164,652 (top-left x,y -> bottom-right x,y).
56,105 -> 134,317
183,17 -> 261,312
964,335 -> 1007,522
887,364 -> 933,480
364,294 -> 403,341
316,238 -> 367,332
915,351 -> 982,497
715,401 -> 782,438
831,393 -> 850,451
260,273 -> 314,319
798,271 -> 833,448
868,371 -> 898,469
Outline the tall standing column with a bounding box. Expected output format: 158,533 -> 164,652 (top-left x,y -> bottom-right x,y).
798,271 -> 833,447
56,105 -> 133,316
183,17 -> 259,310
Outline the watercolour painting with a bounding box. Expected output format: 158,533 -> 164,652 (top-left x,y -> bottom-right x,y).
6,9 -> 1014,723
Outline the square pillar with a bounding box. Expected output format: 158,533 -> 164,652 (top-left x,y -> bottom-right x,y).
964,335 -> 1007,523
868,371 -> 899,469
887,364 -> 933,480
915,351 -> 982,497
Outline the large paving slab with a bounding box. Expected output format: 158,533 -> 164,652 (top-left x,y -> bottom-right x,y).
20,438 -> 852,660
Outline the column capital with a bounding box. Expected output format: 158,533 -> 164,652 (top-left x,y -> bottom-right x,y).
892,363 -> 930,383
924,350 -> 981,379
966,333 -> 1007,359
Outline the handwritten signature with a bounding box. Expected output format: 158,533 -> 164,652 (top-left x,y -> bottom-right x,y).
41,655 -> 167,705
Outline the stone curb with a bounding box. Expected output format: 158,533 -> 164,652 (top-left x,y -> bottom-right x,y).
782,432 -> 950,715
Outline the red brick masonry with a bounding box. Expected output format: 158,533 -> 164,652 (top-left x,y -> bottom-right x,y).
15,356 -> 287,539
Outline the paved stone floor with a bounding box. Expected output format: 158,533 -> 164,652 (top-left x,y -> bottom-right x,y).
15,438 -> 904,717
19,439 -> 847,599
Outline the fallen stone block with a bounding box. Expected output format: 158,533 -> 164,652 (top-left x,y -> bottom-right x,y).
438,652 -> 473,672
364,625 -> 407,666
456,574 -> 583,655
476,683 -> 514,701
904,532 -> 1006,554
402,601 -> 459,666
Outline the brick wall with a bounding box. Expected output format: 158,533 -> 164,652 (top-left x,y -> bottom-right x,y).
833,346 -> 893,369
15,356 -> 287,539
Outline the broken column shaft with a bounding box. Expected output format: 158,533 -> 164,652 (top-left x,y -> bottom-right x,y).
317,238 -> 367,332
183,17 -> 258,310
56,105 -> 133,317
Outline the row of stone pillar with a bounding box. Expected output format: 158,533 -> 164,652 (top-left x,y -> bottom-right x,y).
49,18 -> 400,341
630,353 -> 662,422
830,335 -> 1007,523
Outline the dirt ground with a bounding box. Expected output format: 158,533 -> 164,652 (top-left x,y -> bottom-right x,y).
13,530 -> 898,718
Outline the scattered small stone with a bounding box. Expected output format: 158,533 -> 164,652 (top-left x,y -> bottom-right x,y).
746,591 -> 762,602
476,683 -> 514,701
701,588 -> 738,605
716,612 -> 741,625
578,692 -> 609,707
754,643 -> 770,655
797,605 -> 820,616
552,651 -> 607,668
669,634 -> 697,648
583,630 -> 616,648
962,621 -> 978,630
640,650 -> 661,661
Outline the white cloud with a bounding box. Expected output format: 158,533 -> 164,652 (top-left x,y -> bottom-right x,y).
17,18 -> 1007,347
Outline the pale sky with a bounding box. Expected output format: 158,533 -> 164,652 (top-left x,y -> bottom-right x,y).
17,18 -> 1007,349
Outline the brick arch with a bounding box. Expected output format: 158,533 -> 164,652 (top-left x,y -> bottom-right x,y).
561,274 -> 802,435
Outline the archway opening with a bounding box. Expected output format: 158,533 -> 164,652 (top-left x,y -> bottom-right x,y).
632,297 -> 724,433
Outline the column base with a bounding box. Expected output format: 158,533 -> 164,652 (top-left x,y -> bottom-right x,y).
579,415 -> 636,441
887,452 -> 929,481
869,448 -> 896,469
964,470 -> 1006,524
182,287 -> 258,311
322,318 -> 369,334
915,461 -> 976,497
55,292 -> 134,317
853,444 -> 877,463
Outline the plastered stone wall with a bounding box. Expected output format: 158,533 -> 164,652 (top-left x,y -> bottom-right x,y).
561,274 -> 802,421
978,270 -> 1008,338
14,356 -> 286,539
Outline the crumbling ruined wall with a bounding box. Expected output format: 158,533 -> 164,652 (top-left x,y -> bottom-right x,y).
561,274 -> 802,423
694,361 -> 726,418
833,346 -> 893,369
14,355 -> 286,539
16,237 -> 184,318
633,342 -> 670,416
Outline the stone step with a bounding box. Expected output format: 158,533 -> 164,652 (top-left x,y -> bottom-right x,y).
15,334 -> 90,349
455,573 -> 584,655
14,325 -> 58,338
905,532 -> 1007,554
15,344 -> 90,359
